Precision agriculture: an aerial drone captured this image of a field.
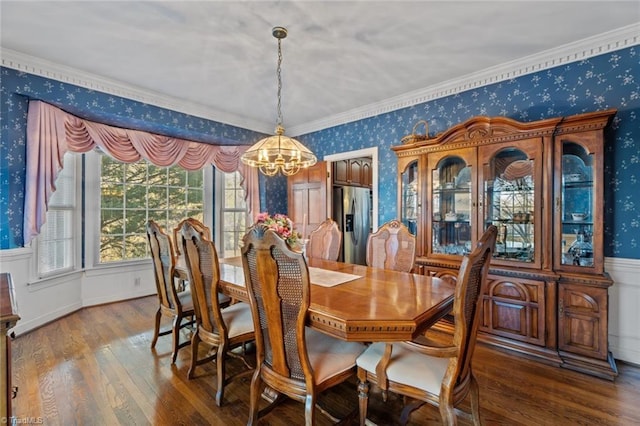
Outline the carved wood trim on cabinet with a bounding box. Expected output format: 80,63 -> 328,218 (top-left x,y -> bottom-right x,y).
394,110 -> 618,380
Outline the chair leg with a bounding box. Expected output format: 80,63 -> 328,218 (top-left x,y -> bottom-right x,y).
357,377 -> 370,426
188,331 -> 201,379
151,308 -> 162,348
247,370 -> 263,425
304,394 -> 316,426
399,398 -> 425,425
469,375 -> 481,426
215,341 -> 228,407
171,314 -> 182,363
438,394 -> 457,426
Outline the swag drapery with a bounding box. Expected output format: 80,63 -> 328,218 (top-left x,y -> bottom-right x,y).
24,100 -> 259,245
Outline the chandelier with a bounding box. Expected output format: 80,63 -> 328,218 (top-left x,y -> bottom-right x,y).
240,26 -> 317,177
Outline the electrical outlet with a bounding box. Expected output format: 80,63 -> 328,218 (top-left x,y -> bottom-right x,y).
134,277 -> 141,287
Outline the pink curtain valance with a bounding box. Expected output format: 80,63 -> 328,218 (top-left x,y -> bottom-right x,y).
24,100 -> 259,245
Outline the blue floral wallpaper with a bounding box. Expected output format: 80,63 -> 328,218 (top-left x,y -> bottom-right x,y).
298,47 -> 639,259
1,46 -> 639,258
0,67 -> 267,248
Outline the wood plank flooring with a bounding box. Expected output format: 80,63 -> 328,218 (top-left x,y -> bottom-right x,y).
10,295 -> 640,425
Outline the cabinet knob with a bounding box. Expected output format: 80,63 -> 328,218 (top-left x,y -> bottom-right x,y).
558,299 -> 564,314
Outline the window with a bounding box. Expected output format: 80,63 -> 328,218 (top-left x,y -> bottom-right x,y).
37,153 -> 78,277
215,170 -> 248,258
98,154 -> 205,263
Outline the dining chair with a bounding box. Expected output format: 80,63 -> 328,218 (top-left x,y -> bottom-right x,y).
173,217 -> 210,257
173,217 -> 230,306
365,219 -> 416,272
241,223 -> 366,426
356,225 -> 497,426
146,220 -> 195,363
306,218 -> 342,261
180,222 -> 255,406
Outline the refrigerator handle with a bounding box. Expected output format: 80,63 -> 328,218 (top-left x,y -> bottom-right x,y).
351,198 -> 358,245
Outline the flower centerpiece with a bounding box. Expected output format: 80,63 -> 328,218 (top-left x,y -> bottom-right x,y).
254,212 -> 301,246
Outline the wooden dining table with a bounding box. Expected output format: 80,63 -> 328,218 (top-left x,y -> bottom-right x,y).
177,255 -> 455,343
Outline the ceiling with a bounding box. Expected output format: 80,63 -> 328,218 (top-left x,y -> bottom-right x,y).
1,1 -> 639,135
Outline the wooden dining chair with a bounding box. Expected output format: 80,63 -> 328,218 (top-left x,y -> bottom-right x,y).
146,220 -> 195,363
173,217 -> 210,257
356,225 -> 497,426
180,222 -> 255,406
241,223 -> 366,426
306,218 -> 342,261
366,219 -> 416,272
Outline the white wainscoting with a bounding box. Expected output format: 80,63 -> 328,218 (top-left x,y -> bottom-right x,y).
606,257 -> 640,365
0,247 -> 155,336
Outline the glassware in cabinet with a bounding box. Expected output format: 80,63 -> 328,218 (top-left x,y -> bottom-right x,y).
429,154 -> 473,256
400,160 -> 419,236
481,146 -> 539,266
559,143 -> 595,268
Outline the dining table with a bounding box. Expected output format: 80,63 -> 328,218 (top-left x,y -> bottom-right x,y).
177,255 -> 455,342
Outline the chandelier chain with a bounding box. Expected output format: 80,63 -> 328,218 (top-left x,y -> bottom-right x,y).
276,38 -> 283,127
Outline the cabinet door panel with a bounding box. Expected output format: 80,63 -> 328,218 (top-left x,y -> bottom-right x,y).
362,160 -> 372,187
350,158 -> 363,186
558,283 -> 607,360
333,160 -> 349,185
426,148 -> 477,259
480,276 -> 545,346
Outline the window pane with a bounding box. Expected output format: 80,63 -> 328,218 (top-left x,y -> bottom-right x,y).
101,160 -> 124,183
39,153 -> 76,276
125,162 -> 147,184
147,186 -> 167,209
148,165 -> 166,185
101,209 -> 124,234
101,183 -> 124,209
99,155 -> 204,263
219,171 -> 248,258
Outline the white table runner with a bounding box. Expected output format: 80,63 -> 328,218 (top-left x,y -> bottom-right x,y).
309,267 -> 361,288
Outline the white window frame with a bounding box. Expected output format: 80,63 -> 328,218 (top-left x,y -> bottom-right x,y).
214,169 -> 249,259
84,150 -> 213,269
33,152 -> 83,279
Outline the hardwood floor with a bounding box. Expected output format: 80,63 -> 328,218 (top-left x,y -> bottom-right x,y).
10,295 -> 640,425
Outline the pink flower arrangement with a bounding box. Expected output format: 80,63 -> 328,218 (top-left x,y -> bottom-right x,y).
254,212 -> 300,246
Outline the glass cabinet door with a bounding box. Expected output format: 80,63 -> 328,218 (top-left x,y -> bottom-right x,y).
400,160 -> 419,236
559,143 -> 594,268
429,154 -> 473,257
481,144 -> 541,266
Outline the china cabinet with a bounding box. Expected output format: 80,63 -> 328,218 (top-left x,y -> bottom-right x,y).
393,110 -> 617,379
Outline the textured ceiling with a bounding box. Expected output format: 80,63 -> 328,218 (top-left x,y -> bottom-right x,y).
1,1 -> 639,134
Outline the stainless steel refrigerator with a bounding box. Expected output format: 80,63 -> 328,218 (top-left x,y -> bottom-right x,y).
333,186 -> 371,265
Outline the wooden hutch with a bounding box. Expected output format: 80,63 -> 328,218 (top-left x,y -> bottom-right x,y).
393,110 -> 617,380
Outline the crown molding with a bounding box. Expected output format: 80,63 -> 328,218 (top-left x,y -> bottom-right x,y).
2,23 -> 638,137
0,48 -> 274,134
289,23 -> 640,136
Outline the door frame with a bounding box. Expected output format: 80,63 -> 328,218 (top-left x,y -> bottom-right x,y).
324,147 -> 379,232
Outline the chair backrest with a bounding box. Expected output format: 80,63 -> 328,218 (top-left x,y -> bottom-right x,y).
365,219 -> 416,272
174,217 -> 210,256
449,225 -> 497,389
241,223 -> 312,384
181,223 -> 226,336
307,218 -> 342,261
146,220 -> 178,310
